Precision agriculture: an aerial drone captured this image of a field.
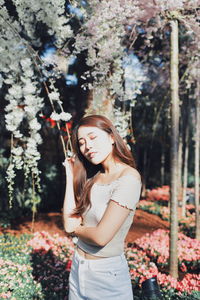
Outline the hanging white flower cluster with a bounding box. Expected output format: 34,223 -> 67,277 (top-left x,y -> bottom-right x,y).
71,0 -> 141,99
6,163 -> 16,207
11,146 -> 24,170
50,111 -> 72,122
0,0 -> 75,207
5,100 -> 24,135
123,53 -> 147,104
4,56 -> 44,203
21,60 -> 44,185
71,0 -> 199,102
155,0 -> 199,11
14,0 -> 73,47
113,107 -> 132,140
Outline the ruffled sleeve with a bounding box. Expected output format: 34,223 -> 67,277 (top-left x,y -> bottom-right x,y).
110,175 -> 142,210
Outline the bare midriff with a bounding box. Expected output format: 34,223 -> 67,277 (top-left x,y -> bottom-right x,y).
77,246 -> 106,260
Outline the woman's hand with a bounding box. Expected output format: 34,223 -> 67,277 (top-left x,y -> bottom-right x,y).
62,156 -> 75,177
64,216 -> 82,234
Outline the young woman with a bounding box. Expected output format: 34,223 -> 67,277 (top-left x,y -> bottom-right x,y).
63,115 -> 141,300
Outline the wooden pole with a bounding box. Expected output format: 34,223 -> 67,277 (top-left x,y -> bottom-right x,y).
169,19 -> 179,279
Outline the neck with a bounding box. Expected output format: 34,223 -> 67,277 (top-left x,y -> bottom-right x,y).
101,158 -> 122,175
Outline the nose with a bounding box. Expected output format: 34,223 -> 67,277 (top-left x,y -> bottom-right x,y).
85,139 -> 93,150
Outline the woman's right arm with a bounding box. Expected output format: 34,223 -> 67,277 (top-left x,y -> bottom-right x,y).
62,157 -> 82,233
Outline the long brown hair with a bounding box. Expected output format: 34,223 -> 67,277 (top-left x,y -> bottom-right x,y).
71,115 -> 136,216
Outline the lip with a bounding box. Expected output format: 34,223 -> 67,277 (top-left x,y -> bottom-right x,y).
87,152 -> 97,159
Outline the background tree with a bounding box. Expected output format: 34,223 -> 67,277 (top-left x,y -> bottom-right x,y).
169,17 -> 179,279
194,64 -> 200,240
0,0 -> 200,272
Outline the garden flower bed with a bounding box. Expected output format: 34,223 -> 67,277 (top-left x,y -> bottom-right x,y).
145,186 -> 195,207
0,234 -> 43,299
138,199 -> 170,221
138,199 -> 196,238
179,211 -> 195,238
126,246 -> 200,299
0,231 -> 199,299
133,229 -> 200,273
146,185 -> 170,204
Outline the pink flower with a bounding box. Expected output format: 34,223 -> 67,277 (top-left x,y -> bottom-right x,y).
0,292 -> 12,299
66,260 -> 72,271
134,229 -> 200,272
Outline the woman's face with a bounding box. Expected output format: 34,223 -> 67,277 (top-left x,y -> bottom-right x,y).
77,126 -> 114,165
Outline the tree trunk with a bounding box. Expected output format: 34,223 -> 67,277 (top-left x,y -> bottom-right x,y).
161,144 -> 165,186
178,134 -> 183,202
86,88 -> 114,119
182,124 -> 189,217
195,77 -> 200,240
141,149 -> 147,198
169,19 -> 179,279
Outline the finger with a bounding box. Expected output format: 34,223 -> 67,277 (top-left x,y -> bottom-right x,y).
71,157 -> 75,163
62,159 -> 70,166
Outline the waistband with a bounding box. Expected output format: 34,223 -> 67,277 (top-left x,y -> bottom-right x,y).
73,249 -> 126,267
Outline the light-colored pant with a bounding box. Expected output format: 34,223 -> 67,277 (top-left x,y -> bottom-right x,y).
68,250 -> 133,300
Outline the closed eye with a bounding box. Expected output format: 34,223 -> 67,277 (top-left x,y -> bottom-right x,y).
79,140 -> 85,146
78,134 -> 97,146
90,135 -> 97,140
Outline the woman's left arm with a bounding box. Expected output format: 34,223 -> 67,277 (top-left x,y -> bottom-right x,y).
75,201 -> 130,246
75,175 -> 142,246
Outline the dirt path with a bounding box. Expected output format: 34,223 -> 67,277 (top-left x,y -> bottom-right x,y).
2,209 -> 169,242
126,209 -> 169,242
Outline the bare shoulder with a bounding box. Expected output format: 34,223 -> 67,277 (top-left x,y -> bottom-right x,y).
120,166 -> 141,182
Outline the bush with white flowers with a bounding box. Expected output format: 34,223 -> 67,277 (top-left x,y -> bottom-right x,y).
0,0 -> 199,212
0,0 -> 73,209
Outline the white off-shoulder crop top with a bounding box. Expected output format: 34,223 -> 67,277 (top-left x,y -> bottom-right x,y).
77,174 -> 142,257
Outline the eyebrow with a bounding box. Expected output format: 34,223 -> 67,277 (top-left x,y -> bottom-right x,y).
78,131 -> 96,141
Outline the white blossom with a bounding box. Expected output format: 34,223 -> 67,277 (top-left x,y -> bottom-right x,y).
113,108 -> 131,139
29,118 -> 41,131
24,105 -> 38,116
23,82 -> 36,95
0,74 -> 3,88
50,112 -> 60,121
59,112 -> 72,122
4,100 -> 18,111
48,91 -> 60,102
14,131 -> 23,139
6,124 -> 18,132
6,164 -> 15,179
13,155 -> 24,170
11,146 -> 23,156
5,109 -> 24,132
20,57 -> 32,68
6,163 -> 16,207
50,111 -> 72,122
8,85 -> 23,98
31,132 -> 43,145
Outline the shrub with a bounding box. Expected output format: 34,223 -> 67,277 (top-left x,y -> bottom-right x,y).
0,234 -> 43,299
0,231 -> 199,299
27,231 -> 74,299
133,229 -> 200,273
138,199 -> 195,238
138,200 -> 169,221
126,244 -> 200,297
179,212 -> 195,239
125,247 -> 159,286
146,186 -> 170,205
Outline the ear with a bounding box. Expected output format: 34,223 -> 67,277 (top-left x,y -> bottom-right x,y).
110,134 -> 115,145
